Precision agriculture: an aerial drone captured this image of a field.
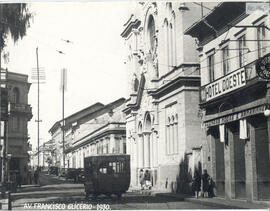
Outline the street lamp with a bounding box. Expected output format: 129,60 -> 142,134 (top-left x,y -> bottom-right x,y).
264,108 -> 270,117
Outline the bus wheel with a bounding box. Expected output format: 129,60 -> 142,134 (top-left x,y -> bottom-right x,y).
106,193 -> 111,198
93,193 -> 99,199
117,193 -> 122,198
85,192 -> 89,199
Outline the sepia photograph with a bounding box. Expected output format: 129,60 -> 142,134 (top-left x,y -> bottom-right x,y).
0,1 -> 269,210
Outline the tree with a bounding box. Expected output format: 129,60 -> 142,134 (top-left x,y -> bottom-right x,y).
0,3 -> 33,51
0,3 -> 32,184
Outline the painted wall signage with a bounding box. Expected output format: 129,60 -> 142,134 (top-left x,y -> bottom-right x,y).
204,105 -> 265,127
203,68 -> 246,102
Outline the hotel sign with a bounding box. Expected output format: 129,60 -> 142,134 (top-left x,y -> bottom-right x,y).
202,68 -> 246,102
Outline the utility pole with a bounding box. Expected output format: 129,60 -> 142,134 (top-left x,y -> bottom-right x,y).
61,68 -> 67,170
36,47 -> 40,167
31,48 -> 45,169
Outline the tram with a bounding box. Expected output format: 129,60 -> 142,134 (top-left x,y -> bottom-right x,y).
84,154 -> 130,198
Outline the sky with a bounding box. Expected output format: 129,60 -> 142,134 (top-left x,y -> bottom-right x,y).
4,2 -> 134,150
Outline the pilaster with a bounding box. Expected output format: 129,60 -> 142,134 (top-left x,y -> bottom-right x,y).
224,128 -> 235,199
245,120 -> 258,200
209,130 -> 216,183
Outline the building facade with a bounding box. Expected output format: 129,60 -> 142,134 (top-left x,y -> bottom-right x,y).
30,139 -> 55,169
49,102 -> 104,168
65,99 -> 126,169
185,2 -> 270,201
49,98 -> 126,169
121,2 -> 205,192
6,71 -> 32,183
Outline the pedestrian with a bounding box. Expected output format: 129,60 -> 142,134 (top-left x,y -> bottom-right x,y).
16,172 -> 22,188
192,170 -> 201,199
28,170 -> 32,184
202,169 -> 210,198
208,177 -> 215,198
34,168 -> 39,185
144,170 -> 151,190
139,169 -> 144,190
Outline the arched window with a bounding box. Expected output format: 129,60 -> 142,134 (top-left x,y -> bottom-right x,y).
164,6 -> 177,72
164,19 -> 169,72
147,15 -> 155,52
166,113 -> 179,155
166,117 -> 170,154
170,115 -> 174,153
12,87 -> 20,103
169,23 -> 173,67
172,12 -> 177,66
174,114 -> 178,154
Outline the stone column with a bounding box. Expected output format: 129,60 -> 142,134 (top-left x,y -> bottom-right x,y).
155,131 -> 159,167
245,121 -> 258,201
120,137 -> 124,153
150,132 -> 154,168
224,127 -> 235,199
138,134 -> 144,168
109,134 -> 115,153
143,132 -> 151,168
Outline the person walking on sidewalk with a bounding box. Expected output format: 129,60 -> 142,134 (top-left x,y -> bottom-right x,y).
144,170 -> 151,190
202,169 -> 210,198
192,170 -> 201,198
34,168 -> 39,185
208,177 -> 215,198
139,169 -> 144,190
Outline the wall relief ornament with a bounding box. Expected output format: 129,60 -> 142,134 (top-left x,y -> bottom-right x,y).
256,53 -> 270,80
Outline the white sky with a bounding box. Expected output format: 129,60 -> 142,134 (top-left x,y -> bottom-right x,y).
4,2 -> 134,150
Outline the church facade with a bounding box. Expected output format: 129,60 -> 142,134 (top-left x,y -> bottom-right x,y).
121,2 -> 204,192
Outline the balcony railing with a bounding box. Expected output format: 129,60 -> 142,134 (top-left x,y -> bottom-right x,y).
200,59 -> 258,104
9,103 -> 32,114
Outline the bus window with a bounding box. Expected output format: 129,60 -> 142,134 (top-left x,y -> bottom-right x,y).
116,162 -> 120,173
113,162 -> 117,172
99,168 -> 107,174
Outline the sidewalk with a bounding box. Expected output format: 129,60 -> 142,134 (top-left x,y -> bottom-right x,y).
155,192 -> 270,209
129,187 -> 270,209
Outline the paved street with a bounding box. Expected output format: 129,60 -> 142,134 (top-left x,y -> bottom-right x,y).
10,172 -> 233,210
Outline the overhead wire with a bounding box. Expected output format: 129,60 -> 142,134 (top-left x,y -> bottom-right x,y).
0,19 -> 66,55
199,45 -> 270,71
142,44 -> 270,91
192,2 -> 215,12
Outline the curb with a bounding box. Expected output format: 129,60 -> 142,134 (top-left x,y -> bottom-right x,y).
184,197 -> 243,209
155,193 -> 185,201
156,193 -> 269,209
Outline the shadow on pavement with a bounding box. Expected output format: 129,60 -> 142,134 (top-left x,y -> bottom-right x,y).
15,184 -> 83,194
13,191 -> 183,205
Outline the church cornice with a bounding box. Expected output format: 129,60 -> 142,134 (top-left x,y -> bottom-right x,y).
153,63 -> 199,83
121,19 -> 141,38
149,75 -> 200,99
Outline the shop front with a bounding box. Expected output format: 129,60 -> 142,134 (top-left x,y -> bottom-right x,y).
201,76 -> 270,201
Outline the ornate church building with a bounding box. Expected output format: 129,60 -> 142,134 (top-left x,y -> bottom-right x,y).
121,2 -> 204,191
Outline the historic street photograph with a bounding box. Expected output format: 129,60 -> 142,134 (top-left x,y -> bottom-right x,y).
0,1 -> 270,210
